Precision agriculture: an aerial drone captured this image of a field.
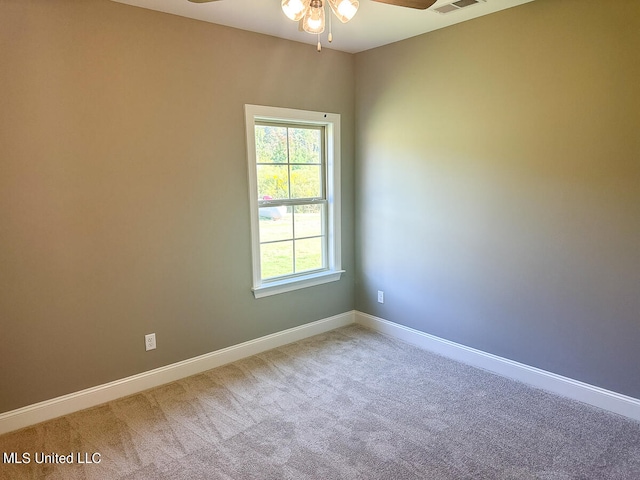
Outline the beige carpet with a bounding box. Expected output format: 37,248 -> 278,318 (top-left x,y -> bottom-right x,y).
1,325 -> 639,479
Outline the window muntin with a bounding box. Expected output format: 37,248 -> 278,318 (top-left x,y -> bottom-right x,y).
245,105 -> 343,298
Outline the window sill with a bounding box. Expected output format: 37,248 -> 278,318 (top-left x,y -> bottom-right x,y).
252,270 -> 345,299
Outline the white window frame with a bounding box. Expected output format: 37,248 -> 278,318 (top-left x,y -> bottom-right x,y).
245,104 -> 344,298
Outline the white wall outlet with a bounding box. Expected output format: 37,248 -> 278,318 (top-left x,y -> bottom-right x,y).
145,333 -> 156,351
377,290 -> 384,304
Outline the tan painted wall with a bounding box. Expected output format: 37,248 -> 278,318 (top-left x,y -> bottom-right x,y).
0,0 -> 355,413
2,0 -> 639,413
354,0 -> 640,396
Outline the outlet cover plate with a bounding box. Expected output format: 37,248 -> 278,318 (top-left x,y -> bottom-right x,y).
145,333 -> 156,351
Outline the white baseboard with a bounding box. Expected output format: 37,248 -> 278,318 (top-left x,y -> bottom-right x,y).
355,311 -> 640,423
0,311 -> 355,435
4,309 -> 638,436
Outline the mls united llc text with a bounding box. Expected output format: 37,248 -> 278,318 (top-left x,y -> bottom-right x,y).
3,452 -> 101,464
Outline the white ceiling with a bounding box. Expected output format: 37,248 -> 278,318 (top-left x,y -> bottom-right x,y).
110,0 -> 535,54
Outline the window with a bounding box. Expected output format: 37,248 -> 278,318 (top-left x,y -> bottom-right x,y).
245,105 -> 343,298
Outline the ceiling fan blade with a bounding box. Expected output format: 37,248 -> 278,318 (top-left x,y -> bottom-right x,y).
370,0 -> 437,9
187,0 -> 222,3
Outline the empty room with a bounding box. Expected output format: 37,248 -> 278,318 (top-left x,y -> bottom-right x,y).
1,0 -> 639,478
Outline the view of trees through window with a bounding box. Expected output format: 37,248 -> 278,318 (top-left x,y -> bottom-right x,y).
255,124 -> 326,279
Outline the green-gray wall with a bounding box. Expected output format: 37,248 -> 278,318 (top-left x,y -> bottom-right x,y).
0,0 -> 355,413
355,0 -> 640,398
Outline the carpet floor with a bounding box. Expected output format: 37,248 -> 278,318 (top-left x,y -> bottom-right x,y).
1,325 -> 639,479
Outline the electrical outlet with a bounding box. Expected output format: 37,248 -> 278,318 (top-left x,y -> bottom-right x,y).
377,290 -> 384,304
145,333 -> 156,351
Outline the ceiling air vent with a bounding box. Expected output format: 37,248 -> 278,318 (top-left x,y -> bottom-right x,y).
433,0 -> 486,14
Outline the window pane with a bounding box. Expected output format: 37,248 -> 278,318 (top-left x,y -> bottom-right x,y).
261,241 -> 293,279
257,165 -> 289,200
255,125 -> 288,164
294,204 -> 323,238
289,128 -> 321,164
259,209 -> 292,242
295,237 -> 323,272
290,165 -> 321,199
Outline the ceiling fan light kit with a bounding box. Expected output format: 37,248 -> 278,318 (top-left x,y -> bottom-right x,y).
282,0 -> 359,51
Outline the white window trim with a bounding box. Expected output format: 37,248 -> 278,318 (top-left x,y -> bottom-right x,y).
245,104 -> 344,298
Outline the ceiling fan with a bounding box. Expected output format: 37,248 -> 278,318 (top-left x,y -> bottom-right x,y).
187,0 -> 438,50
187,0 -> 437,8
